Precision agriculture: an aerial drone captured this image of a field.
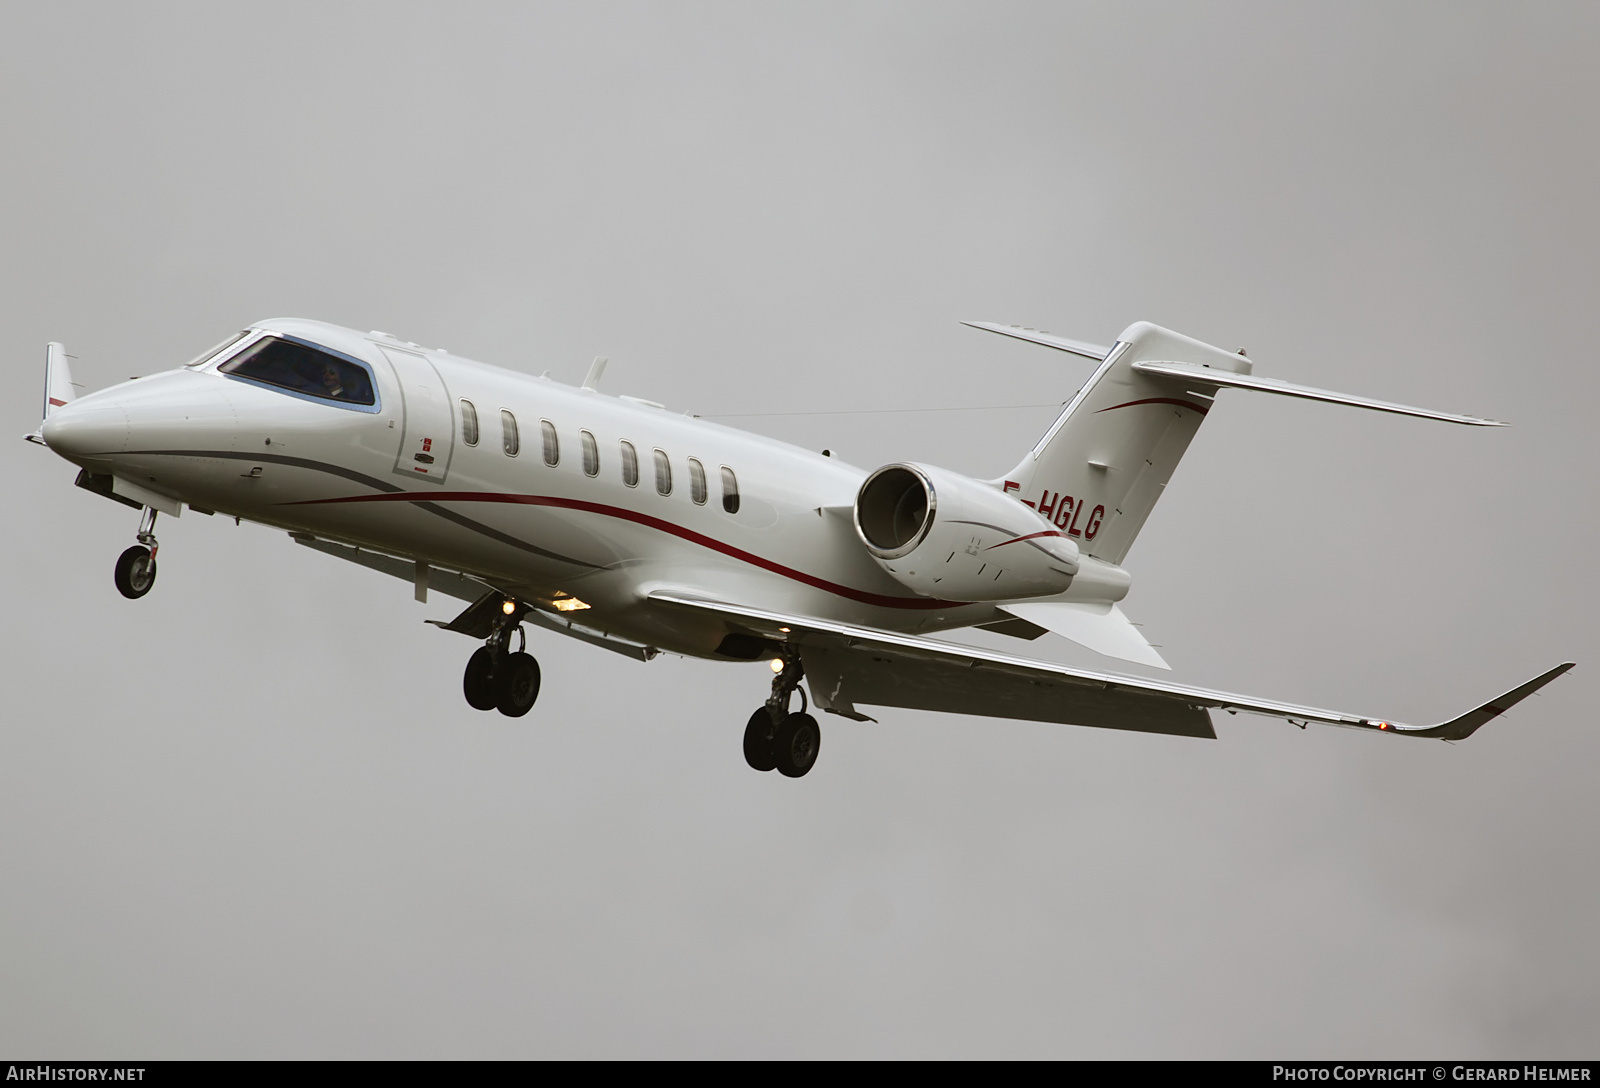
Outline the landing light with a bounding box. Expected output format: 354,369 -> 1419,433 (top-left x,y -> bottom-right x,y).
769,658 -> 785,673
553,598 -> 590,612
502,599 -> 517,615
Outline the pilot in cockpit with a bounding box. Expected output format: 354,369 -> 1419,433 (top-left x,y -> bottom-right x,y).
319,361 -> 346,400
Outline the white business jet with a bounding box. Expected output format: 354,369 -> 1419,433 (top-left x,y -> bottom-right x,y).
26,319 -> 1572,777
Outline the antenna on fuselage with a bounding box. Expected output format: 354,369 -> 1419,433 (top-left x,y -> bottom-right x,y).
582,356 -> 609,392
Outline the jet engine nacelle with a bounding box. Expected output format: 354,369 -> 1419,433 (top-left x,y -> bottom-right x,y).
854,462 -> 1080,601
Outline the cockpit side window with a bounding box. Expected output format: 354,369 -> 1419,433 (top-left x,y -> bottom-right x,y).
219,336 -> 377,408
184,331 -> 250,369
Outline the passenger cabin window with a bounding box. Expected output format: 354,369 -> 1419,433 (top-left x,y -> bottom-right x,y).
720,466 -> 740,514
461,400 -> 479,446
688,458 -> 707,505
501,410 -> 519,456
620,441 -> 638,487
219,337 -> 376,406
581,431 -> 599,477
541,420 -> 559,466
654,449 -> 672,496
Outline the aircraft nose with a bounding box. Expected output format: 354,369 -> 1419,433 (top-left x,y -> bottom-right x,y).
39,393 -> 130,461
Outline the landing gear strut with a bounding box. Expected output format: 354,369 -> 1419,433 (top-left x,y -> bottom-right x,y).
113,507 -> 160,599
744,646 -> 820,778
462,606 -> 541,718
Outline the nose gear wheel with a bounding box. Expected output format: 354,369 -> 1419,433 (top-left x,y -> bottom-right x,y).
114,506 -> 161,599
114,545 -> 157,599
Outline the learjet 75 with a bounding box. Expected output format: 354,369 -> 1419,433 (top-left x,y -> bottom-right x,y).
27,318 -> 1573,777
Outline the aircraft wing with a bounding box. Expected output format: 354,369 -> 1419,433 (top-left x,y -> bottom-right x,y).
647,593 -> 1572,741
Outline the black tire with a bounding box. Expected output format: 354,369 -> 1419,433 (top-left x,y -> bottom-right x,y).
772,712 -> 821,778
114,545 -> 157,599
743,707 -> 777,772
463,647 -> 499,711
496,652 -> 541,717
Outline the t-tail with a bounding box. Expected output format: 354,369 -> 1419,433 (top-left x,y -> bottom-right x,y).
966,320 -> 1504,669
971,319 -> 1504,567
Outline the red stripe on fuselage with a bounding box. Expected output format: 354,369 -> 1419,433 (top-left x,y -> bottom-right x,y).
1096,397 -> 1210,416
286,490 -> 960,610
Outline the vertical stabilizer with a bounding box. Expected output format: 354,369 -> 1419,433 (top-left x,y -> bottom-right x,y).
998,322 -> 1251,565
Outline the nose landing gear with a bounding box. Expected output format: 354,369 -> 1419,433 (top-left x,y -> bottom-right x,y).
462,608 -> 542,718
744,647 -> 820,778
113,507 -> 160,599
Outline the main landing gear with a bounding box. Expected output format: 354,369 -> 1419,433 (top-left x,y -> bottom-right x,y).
463,610 -> 541,717
113,506 -> 160,599
744,647 -> 821,778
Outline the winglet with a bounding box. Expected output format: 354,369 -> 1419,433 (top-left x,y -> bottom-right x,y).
25,342 -> 79,445
43,342 -> 78,417
1401,662 -> 1575,740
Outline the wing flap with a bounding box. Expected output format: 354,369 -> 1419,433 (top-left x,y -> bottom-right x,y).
801,642 -> 1214,737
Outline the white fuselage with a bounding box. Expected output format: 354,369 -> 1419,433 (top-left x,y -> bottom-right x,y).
43,318 -> 1004,656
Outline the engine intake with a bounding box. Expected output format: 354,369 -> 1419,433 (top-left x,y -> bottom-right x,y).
854,462 -> 1082,602
856,464 -> 935,558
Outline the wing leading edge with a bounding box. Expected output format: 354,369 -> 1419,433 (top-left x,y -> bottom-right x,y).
648,593 -> 1572,742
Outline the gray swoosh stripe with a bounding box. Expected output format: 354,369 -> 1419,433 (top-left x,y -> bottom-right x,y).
127,449 -> 598,569
413,501 -> 601,568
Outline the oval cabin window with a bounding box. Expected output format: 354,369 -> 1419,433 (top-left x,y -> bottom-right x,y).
720,466 -> 740,514
460,400 -> 479,446
620,441 -> 638,487
654,449 -> 672,496
688,458 -> 707,505
541,420 -> 559,466
581,431 -> 599,476
501,410 -> 519,457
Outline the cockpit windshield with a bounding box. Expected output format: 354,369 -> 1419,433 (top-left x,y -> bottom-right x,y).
219,337 -> 377,407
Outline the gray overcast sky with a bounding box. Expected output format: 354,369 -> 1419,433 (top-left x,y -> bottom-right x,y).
3,1 -> 1595,1058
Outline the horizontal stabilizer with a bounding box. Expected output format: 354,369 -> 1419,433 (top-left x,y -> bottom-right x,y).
1000,600 -> 1170,670
962,321 -> 1110,362
1132,360 -> 1506,426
